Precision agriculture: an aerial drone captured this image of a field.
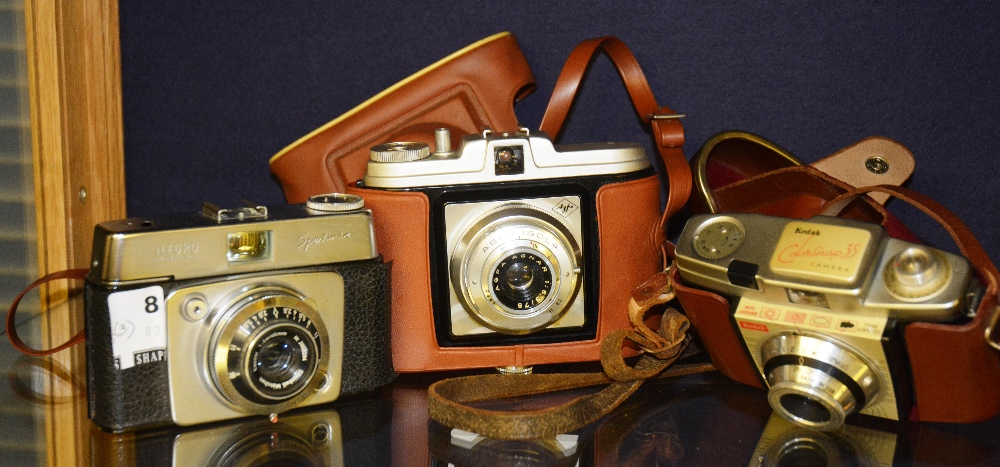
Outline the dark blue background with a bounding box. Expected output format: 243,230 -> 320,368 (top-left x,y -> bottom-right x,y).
120,1 -> 1000,260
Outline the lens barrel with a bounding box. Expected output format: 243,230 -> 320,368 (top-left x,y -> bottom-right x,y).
760,333 -> 881,431
450,204 -> 581,334
211,289 -> 330,413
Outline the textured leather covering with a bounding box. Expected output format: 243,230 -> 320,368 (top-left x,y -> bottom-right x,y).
337,258 -> 397,396
85,257 -> 393,432
85,283 -> 174,432
269,32 -> 534,202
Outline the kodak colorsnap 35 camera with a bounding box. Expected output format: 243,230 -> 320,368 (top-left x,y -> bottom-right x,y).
675,213 -> 980,431
84,194 -> 394,432
348,128 -> 668,372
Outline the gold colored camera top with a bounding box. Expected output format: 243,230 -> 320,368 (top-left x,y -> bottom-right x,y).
769,220 -> 874,285
676,213 -> 975,323
89,196 -> 378,286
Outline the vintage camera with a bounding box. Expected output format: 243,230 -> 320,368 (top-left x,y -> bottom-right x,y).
675,213 -> 980,431
347,127 -> 667,371
84,194 -> 394,432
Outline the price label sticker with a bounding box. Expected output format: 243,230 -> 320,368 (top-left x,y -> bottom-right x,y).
107,286 -> 167,370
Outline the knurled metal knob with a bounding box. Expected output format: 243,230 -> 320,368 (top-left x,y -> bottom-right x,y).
306,193 -> 365,211
369,141 -> 430,163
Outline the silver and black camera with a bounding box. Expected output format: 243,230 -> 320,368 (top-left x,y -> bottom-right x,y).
675,213 -> 980,431
84,194 -> 394,432
352,127 -> 666,371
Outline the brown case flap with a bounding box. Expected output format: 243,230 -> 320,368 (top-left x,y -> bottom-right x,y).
270,32 -> 535,202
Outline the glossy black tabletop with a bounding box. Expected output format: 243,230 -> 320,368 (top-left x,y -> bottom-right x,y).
62,365 -> 998,466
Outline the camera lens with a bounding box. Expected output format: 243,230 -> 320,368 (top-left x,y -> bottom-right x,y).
246,325 -> 318,401
211,289 -> 330,413
778,394 -> 831,424
774,442 -> 828,467
764,434 -> 844,467
492,252 -> 554,312
761,334 -> 880,431
450,203 -> 582,334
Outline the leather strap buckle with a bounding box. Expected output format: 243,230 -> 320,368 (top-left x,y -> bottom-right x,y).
985,303 -> 1000,351
649,112 -> 686,120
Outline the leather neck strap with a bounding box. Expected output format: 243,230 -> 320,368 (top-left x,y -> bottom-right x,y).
817,184 -> 1000,348
6,268 -> 89,356
539,36 -> 691,228
427,270 -> 714,440
427,38 -> 703,440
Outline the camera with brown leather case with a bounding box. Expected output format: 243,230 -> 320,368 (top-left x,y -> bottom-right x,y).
342,36 -> 689,372
672,134 -> 1000,427
349,127 -> 668,372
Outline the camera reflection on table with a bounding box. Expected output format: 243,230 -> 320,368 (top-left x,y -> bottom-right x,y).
750,413 -> 896,467
45,368 -> 998,466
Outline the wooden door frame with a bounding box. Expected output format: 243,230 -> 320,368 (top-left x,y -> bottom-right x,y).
24,0 -> 125,465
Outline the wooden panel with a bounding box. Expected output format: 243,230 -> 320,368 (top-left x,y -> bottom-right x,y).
23,0 -> 125,465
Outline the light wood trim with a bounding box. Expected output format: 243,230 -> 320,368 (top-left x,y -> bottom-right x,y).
24,0 -> 126,465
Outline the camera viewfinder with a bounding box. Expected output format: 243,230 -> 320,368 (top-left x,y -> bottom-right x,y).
227,231 -> 272,263
494,146 -> 525,175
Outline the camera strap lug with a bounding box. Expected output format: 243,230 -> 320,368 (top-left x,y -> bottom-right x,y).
649,112 -> 686,120
985,304 -> 1000,351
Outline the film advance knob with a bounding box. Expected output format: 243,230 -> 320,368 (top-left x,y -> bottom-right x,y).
369,141 -> 431,163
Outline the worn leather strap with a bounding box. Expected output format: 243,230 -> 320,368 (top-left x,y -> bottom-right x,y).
818,185 -> 998,282
816,185 -> 1000,348
539,36 -> 691,227
6,268 -> 89,356
428,270 -> 715,440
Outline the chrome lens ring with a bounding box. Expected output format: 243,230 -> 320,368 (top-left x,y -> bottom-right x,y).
486,247 -> 558,316
760,428 -> 848,466
240,322 -> 319,402
761,333 -> 881,431
451,205 -> 582,334
211,289 -> 330,414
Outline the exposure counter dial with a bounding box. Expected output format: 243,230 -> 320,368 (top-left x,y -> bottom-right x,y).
692,217 -> 745,260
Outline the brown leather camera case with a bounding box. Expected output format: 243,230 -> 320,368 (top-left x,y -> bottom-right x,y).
347,174 -> 664,371
270,32 -> 535,202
